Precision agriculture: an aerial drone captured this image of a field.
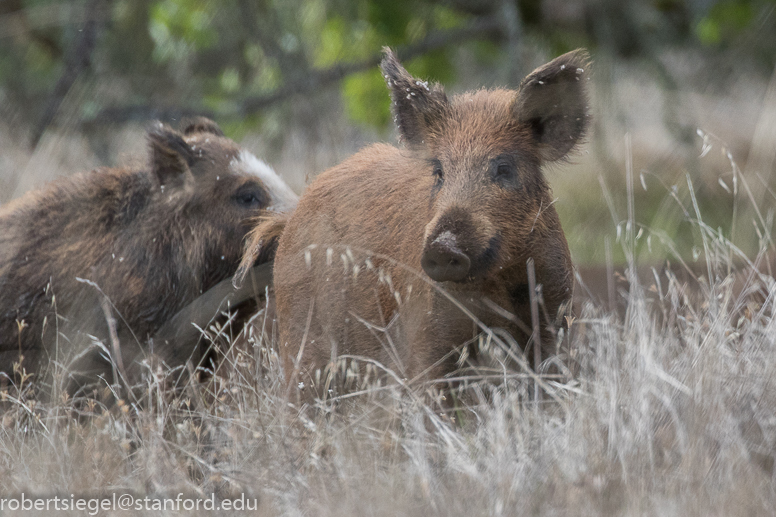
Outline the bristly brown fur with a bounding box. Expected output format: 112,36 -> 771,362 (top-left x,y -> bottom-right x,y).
271,49 -> 592,392
0,118 -> 290,388
235,212 -> 289,285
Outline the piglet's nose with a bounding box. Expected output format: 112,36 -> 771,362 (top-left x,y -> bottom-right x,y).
421,231 -> 471,282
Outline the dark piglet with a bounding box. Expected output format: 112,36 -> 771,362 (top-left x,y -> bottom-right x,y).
0,118 -> 297,390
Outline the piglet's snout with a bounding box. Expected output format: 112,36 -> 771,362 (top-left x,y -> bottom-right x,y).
421,230 -> 471,282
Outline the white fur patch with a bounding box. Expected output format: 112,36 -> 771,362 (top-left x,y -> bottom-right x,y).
231,151 -> 298,212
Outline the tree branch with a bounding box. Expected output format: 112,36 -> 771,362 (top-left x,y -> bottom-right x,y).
31,0 -> 111,148
79,15 -> 504,128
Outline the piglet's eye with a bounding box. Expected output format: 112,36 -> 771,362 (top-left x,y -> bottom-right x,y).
431,160 -> 444,185
239,193 -> 260,206
496,163 -> 513,178
234,186 -> 268,209
491,157 -> 519,187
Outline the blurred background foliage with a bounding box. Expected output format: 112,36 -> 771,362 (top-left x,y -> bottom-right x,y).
1,0 -> 776,268
3,0 -> 774,138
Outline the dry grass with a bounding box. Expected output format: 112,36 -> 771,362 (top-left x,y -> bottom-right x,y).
2,214 -> 776,516
3,127 -> 776,514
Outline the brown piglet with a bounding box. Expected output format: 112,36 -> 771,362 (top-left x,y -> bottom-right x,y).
253,49 -> 590,393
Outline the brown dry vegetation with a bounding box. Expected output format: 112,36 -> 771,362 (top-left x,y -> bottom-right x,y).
2,180 -> 776,515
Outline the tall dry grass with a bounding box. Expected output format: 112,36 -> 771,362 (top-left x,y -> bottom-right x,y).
1,141 -> 776,516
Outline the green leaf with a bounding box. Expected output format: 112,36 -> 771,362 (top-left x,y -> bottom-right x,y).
342,69 -> 392,129
219,68 -> 240,93
695,1 -> 755,46
149,0 -> 218,63
695,17 -> 721,45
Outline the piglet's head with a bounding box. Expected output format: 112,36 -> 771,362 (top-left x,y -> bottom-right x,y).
381,48 -> 590,284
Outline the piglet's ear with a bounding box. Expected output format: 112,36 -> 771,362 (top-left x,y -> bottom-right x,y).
381,47 -> 449,147
148,124 -> 195,188
181,116 -> 224,137
513,49 -> 591,162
